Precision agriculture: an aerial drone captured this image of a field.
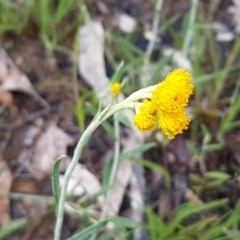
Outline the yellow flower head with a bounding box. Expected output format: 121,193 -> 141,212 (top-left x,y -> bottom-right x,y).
110,82 -> 121,96
133,69 -> 194,139
152,69 -> 193,113
133,100 -> 157,131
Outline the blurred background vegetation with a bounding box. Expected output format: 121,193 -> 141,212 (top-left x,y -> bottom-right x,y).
1,0 -> 240,239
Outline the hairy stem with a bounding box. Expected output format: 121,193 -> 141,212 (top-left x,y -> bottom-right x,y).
101,113 -> 121,218
54,112 -> 104,240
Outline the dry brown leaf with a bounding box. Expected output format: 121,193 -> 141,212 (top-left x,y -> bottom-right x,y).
0,89 -> 17,116
78,22 -> 111,106
24,119 -> 44,147
0,89 -> 13,108
60,161 -> 102,197
104,129 -> 145,217
104,160 -> 132,216
30,122 -> 73,180
163,47 -> 192,71
0,159 -> 13,227
0,48 -> 48,106
0,48 -> 34,93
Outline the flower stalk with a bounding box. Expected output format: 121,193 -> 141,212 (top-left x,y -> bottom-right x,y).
53,68 -> 194,239
54,113 -> 102,240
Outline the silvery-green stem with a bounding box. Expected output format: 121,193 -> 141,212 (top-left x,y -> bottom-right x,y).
54,109 -> 108,240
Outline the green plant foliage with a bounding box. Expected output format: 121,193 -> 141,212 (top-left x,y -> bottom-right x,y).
3,0 -> 240,239
52,157 -> 63,215
144,199 -> 240,240
0,218 -> 29,239
68,216 -> 139,240
0,0 -> 32,33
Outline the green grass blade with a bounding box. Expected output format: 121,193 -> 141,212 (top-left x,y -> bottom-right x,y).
119,143 -> 155,161
132,158 -> 170,188
204,171 -> 231,182
52,157 -> 63,214
110,216 -> 139,228
55,0 -> 77,24
102,153 -> 113,194
144,207 -> 166,240
67,219 -> 109,240
0,217 -> 29,239
161,199 -> 228,238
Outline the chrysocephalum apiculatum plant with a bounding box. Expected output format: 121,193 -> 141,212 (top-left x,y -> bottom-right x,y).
53,68 -> 194,239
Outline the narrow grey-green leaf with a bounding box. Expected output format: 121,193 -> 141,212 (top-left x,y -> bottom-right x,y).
67,219 -> 109,240
0,217 -> 28,239
52,156 -> 63,214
